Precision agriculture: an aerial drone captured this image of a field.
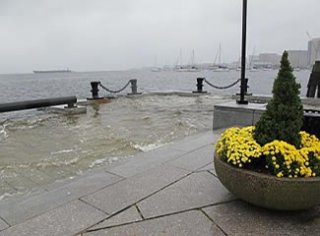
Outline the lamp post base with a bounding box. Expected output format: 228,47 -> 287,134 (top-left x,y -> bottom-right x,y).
236,99 -> 249,105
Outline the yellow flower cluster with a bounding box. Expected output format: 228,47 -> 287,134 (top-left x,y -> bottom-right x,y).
262,139 -> 317,178
216,127 -> 320,178
300,131 -> 320,148
299,131 -> 320,177
215,126 -> 262,168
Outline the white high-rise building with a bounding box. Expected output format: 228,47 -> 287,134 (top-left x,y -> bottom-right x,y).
287,50 -> 308,69
308,38 -> 320,66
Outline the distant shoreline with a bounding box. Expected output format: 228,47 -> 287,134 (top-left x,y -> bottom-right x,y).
33,69 -> 72,74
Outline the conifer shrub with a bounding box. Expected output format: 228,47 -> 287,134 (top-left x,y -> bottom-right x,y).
254,51 -> 303,148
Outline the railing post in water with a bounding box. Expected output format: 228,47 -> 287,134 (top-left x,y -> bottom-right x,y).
193,77 -> 207,93
306,61 -> 320,98
90,81 -> 101,99
128,79 -> 142,95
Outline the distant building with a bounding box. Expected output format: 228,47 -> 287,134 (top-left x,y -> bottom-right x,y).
259,53 -> 281,65
308,38 -> 320,66
287,50 -> 308,68
253,53 -> 281,69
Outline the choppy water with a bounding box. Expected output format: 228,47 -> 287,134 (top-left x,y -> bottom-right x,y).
0,69 -> 312,200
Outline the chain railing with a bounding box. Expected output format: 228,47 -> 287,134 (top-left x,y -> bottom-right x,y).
89,79 -> 141,100
204,78 -> 241,90
99,81 -> 131,94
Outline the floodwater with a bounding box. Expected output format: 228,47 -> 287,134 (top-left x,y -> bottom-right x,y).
0,69 -> 311,200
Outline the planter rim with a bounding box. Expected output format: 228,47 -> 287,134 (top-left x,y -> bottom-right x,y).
214,153 -> 320,183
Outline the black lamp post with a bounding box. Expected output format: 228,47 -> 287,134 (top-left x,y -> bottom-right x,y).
237,0 -> 249,104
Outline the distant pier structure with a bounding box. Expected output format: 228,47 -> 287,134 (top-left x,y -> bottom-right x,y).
306,61 -> 320,98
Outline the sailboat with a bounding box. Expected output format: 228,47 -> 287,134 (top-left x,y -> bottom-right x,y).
211,44 -> 230,72
175,49 -> 199,72
151,56 -> 162,72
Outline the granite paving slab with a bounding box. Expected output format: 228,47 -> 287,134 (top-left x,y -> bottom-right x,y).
0,218 -> 8,232
107,147 -> 184,178
203,201 -> 320,236
0,200 -> 106,236
209,169 -> 217,176
83,210 -> 225,236
168,144 -> 214,171
0,171 -> 120,225
4,174 -> 40,193
16,168 -> 53,187
167,131 -> 219,152
138,171 -> 235,218
81,165 -> 189,215
88,206 -> 142,231
198,162 -> 214,172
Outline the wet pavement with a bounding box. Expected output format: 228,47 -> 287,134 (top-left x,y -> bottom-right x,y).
0,130 -> 319,236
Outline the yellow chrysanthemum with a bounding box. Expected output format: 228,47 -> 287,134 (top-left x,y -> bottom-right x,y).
216,126 -> 320,178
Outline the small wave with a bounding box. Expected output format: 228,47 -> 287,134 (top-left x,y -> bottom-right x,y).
5,115 -> 53,131
89,156 -> 120,168
141,116 -> 151,121
0,124 -> 8,141
131,142 -> 165,152
0,192 -> 19,201
50,149 -> 75,155
36,157 -> 79,168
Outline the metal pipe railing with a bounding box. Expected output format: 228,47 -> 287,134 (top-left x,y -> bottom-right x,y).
0,96 -> 77,113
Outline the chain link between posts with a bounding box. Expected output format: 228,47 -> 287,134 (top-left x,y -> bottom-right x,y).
99,81 -> 131,94
204,78 -> 241,90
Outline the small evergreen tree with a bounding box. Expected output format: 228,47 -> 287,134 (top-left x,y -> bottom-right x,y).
254,51 -> 303,148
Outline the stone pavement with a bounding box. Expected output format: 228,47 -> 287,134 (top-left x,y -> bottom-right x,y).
0,130 -> 319,235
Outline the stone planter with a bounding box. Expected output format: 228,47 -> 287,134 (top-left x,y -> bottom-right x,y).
214,154 -> 320,210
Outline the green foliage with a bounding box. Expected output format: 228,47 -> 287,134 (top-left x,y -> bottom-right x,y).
254,51 -> 304,148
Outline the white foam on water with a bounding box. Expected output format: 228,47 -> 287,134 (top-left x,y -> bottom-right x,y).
36,157 -> 79,168
131,142 -> 165,152
89,158 -> 107,168
0,124 -> 8,141
0,192 -> 21,201
89,156 -> 120,168
50,149 -> 75,155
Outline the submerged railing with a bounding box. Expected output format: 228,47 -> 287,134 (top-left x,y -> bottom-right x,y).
0,96 -> 77,113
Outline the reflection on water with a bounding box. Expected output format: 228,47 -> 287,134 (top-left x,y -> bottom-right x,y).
0,94 -> 230,200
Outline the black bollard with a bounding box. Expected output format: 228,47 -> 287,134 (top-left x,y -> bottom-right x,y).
128,79 -> 142,95
90,81 -> 101,99
306,61 -> 320,98
193,77 -> 207,93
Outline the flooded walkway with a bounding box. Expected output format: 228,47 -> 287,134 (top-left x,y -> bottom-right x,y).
0,130 -> 319,235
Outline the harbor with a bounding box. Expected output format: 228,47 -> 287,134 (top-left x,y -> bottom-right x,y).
1,0 -> 320,234
0,69 -> 314,202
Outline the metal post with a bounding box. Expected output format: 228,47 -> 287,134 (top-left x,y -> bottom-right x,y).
131,79 -> 138,94
90,81 -> 101,99
237,0 -> 248,104
128,79 -> 142,95
193,77 -> 207,93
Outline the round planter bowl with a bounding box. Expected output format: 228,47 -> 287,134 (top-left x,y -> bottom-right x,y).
214,154 -> 320,210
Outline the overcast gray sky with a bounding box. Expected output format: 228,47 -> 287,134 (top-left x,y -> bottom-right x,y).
0,0 -> 319,73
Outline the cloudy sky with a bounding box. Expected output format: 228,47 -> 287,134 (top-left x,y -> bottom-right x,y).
0,0 -> 319,73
